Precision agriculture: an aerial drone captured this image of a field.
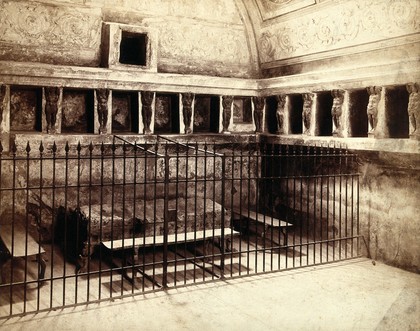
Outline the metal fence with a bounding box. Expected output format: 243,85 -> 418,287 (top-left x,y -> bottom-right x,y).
0,137 -> 361,317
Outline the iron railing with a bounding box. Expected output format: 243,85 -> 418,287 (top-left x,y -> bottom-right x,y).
0,138 -> 361,317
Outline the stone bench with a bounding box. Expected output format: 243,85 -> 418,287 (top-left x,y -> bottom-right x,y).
232,208 -> 293,246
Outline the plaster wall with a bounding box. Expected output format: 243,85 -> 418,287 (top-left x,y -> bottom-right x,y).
0,0 -> 255,77
253,0 -> 420,76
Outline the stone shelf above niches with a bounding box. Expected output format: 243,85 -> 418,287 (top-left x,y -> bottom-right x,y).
261,135 -> 419,155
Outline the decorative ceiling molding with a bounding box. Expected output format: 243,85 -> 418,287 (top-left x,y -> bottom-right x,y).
255,0 -> 316,21
258,0 -> 420,64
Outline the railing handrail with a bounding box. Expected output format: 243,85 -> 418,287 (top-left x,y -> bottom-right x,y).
157,135 -> 223,157
113,135 -> 165,157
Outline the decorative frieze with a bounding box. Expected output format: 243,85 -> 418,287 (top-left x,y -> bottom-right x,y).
258,0 -> 420,64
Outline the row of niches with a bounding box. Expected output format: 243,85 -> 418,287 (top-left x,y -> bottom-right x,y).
266,84 -> 419,140
0,84 -> 418,139
0,86 -> 256,136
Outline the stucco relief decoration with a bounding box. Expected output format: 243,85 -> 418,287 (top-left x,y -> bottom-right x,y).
302,93 -> 313,134
159,23 -> 249,66
0,1 -> 101,49
258,0 -> 420,63
406,83 -> 419,137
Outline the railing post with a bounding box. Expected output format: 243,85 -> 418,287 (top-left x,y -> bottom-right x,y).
162,142 -> 169,289
220,152 -> 226,278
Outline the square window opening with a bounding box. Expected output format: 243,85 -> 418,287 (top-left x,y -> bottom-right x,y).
119,31 -> 147,66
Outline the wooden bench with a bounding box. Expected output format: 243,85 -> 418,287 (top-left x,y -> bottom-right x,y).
232,208 -> 293,245
100,227 -> 239,283
0,223 -> 46,284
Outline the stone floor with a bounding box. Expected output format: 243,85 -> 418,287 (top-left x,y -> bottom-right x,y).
0,258 -> 419,331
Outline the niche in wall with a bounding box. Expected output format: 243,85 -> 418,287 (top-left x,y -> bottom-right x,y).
233,97 -> 252,124
155,93 -> 179,134
265,96 -> 278,134
102,22 -> 157,72
193,95 -> 219,133
119,31 -> 147,66
112,91 -> 139,133
10,87 -> 42,132
61,89 -> 94,133
316,92 -> 333,136
386,86 -> 409,138
289,94 -> 303,134
348,90 -> 369,137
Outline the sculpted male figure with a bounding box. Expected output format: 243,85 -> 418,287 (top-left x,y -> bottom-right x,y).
302,93 -> 313,134
407,83 -> 419,137
366,86 -> 382,134
276,94 -> 286,134
182,93 -> 194,134
97,89 -> 109,134
141,91 -> 154,134
0,85 -> 6,127
252,96 -> 265,133
45,87 -> 60,133
331,90 -> 344,135
222,95 -> 233,133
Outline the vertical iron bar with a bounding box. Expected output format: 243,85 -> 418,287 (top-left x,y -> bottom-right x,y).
110,142 -> 116,297
23,142 -> 30,314
163,142 -> 169,289
320,145 -> 324,264
174,142 -> 180,286
202,143 -> 208,282
63,142 -> 69,306
49,142 -> 57,310
338,144 -> 343,260
220,152 -> 226,278
313,145 -> 316,265
87,143 -> 93,301
132,142 -> 138,293
326,145 -> 330,262
76,142 -> 81,304
345,146 -> 349,259
193,142 -> 198,282
37,142 -> 44,311
332,143 -> 336,261
121,142 -> 127,296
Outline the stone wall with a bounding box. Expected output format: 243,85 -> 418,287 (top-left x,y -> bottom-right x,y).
358,151 -> 420,273
262,139 -> 420,273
